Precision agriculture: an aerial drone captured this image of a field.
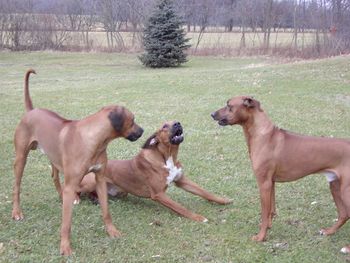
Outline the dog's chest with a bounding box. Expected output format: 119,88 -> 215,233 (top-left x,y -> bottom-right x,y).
164,157 -> 183,185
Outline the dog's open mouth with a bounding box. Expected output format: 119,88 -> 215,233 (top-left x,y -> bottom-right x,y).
170,126 -> 184,145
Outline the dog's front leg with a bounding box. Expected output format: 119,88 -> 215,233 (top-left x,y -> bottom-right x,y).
95,170 -> 121,238
175,175 -> 231,204
252,177 -> 273,242
151,192 -> 208,222
60,184 -> 76,256
51,164 -> 62,200
269,181 -> 276,228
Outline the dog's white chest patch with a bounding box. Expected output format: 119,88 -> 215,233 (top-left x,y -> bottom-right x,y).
323,172 -> 338,182
164,157 -> 183,185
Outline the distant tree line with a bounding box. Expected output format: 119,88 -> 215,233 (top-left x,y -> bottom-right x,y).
0,0 -> 349,56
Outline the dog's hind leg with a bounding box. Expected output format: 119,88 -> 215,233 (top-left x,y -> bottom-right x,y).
337,179 -> 350,254
320,179 -> 348,236
174,175 -> 231,205
12,127 -> 34,221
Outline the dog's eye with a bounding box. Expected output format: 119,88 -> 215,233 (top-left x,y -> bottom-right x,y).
227,106 -> 233,112
163,124 -> 169,129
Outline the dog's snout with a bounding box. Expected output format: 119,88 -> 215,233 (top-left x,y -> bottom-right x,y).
127,126 -> 144,142
137,127 -> 144,137
211,112 -> 216,119
174,122 -> 181,128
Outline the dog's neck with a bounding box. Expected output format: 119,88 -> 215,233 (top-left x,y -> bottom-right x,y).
157,143 -> 179,163
77,115 -> 116,156
241,110 -> 275,154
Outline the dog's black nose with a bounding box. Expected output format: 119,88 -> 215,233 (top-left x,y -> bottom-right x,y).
211,112 -> 216,119
137,127 -> 144,137
174,122 -> 181,127
127,127 -> 144,142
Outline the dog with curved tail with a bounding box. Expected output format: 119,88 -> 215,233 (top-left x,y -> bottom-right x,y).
12,69 -> 144,255
212,95 -> 350,254
60,121 -> 232,222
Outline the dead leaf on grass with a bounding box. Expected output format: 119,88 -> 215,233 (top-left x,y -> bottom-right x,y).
149,220 -> 162,226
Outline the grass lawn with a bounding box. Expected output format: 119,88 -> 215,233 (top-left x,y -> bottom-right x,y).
0,52 -> 350,262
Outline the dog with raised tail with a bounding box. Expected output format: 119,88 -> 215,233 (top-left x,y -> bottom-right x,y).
12,69 -> 144,255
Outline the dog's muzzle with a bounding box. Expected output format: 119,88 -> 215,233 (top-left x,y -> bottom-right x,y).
170,122 -> 184,145
211,112 -> 228,126
127,127 -> 144,142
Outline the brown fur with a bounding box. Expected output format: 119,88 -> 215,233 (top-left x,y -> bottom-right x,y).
56,121 -> 231,222
12,69 -> 143,255
212,96 -> 350,253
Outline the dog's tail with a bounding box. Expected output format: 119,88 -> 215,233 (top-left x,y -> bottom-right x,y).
24,69 -> 36,112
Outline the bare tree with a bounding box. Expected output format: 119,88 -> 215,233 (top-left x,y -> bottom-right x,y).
99,0 -> 126,50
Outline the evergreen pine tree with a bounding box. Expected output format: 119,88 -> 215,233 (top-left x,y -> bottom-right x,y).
139,0 -> 191,68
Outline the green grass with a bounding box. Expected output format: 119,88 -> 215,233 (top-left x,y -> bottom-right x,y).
0,51 -> 350,262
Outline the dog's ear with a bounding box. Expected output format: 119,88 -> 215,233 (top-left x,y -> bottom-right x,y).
243,97 -> 262,111
142,133 -> 158,149
108,108 -> 125,133
243,97 -> 255,108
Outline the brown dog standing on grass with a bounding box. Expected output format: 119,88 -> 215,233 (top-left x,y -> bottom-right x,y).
212,95 -> 350,253
12,69 -> 144,255
58,121 -> 231,222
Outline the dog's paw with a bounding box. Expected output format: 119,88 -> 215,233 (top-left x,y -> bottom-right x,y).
221,198 -> 233,205
319,228 -> 336,236
106,225 -> 122,238
12,210 -> 24,221
251,234 -> 266,242
193,214 -> 208,222
341,246 -> 350,254
60,243 -> 72,256
73,199 -> 80,205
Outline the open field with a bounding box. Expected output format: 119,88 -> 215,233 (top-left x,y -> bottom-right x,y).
67,31 -> 316,51
0,52 -> 350,262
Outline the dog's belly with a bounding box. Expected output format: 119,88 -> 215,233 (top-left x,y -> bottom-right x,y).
274,170 -> 338,183
37,143 -> 63,171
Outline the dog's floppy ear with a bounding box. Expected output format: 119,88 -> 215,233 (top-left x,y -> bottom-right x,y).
142,133 -> 158,149
108,108 -> 125,133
